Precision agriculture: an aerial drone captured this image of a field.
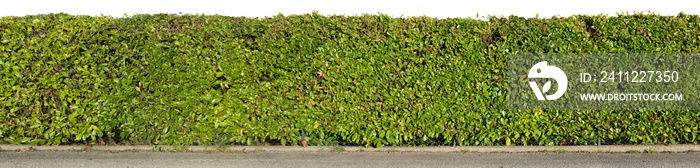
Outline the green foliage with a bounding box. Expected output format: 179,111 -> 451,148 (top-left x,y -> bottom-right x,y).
1,12 -> 699,146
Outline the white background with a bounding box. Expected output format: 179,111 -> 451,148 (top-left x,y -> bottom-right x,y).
1,0 -> 699,19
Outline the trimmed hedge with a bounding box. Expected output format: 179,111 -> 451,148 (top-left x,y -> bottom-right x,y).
1,12 -> 699,146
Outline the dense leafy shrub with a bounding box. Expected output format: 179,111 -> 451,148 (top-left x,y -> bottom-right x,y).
1,12 -> 699,146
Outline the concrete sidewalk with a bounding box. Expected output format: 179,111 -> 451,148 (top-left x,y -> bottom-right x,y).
4,151 -> 700,168
2,144 -> 700,153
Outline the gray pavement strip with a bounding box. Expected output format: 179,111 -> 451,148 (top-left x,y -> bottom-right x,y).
3,151 -> 700,168
2,144 -> 700,153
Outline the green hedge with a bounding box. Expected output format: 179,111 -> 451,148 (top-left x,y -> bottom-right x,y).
1,12 -> 699,146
